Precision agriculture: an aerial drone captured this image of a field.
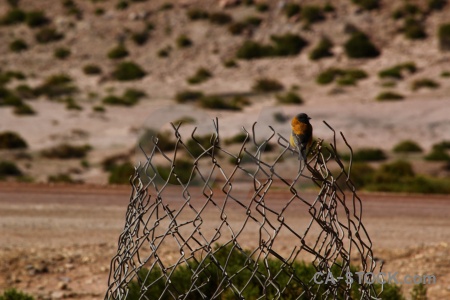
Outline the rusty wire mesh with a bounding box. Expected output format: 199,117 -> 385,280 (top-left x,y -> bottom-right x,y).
105,119 -> 381,299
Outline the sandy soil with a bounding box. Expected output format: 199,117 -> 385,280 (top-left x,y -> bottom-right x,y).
0,183 -> 449,299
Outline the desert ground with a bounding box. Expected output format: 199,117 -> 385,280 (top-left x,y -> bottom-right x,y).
0,183 -> 449,299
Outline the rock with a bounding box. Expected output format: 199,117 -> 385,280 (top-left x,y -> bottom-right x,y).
50,291 -> 64,299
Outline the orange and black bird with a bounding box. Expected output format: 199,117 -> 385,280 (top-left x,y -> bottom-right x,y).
290,113 -> 313,161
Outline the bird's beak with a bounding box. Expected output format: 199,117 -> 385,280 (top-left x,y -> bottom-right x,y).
308,117 -> 311,120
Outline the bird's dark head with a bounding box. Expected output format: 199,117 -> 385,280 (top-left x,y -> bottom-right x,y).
296,113 -> 311,123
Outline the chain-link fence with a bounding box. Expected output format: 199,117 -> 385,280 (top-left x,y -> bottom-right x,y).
105,119 -> 382,299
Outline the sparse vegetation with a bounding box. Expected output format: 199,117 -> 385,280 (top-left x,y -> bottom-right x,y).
393,140 -> 423,153
378,62 -> 417,79
441,71 -> 450,77
35,74 -> 77,98
438,23 -> 450,51
276,91 -> 303,104
112,61 -> 146,81
48,173 -> 76,183
411,78 -> 440,91
187,68 -> 212,85
116,1 -> 128,10
14,103 -> 35,115
224,132 -> 248,145
0,8 -> 26,25
376,91 -> 404,101
309,37 -> 333,60
223,59 -> 238,68
176,34 -> 192,48
283,3 -> 300,18
108,162 -> 134,184
252,78 -> 284,93
187,8 -> 209,20
83,64 -> 102,75
425,147 -> 450,161
301,5 -> 324,25
131,30 -> 149,46
157,46 -> 172,58
41,143 -> 91,159
175,90 -> 204,103
157,159 -> 194,185
316,68 -> 367,85
351,0 -> 380,11
236,34 -> 307,59
428,0 -> 447,11
9,39 -> 28,52
0,131 -> 27,149
198,95 -> 241,111
35,27 -> 64,43
403,18 -> 427,40
352,148 -> 387,162
344,32 -> 380,59
25,10 -> 49,28
107,44 -> 129,59
0,288 -> 33,300
208,12 -> 233,25
255,3 -> 269,12
54,47 -> 71,59
103,88 -> 146,106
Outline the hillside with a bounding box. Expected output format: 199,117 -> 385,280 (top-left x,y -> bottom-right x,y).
1,0 -> 450,184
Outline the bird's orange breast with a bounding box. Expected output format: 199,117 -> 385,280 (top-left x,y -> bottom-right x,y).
291,118 -> 309,136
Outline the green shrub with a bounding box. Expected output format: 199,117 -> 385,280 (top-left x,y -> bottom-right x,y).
172,116 -> 196,125
83,64 -> 102,75
176,34 -> 192,48
35,27 -> 64,43
139,129 -> 176,152
198,95 -> 241,110
0,288 -> 33,300
112,61 -> 146,81
35,74 -> 77,98
0,88 -> 22,107
0,8 -> 26,25
93,105 -> 105,112
175,90 -> 203,103
26,10 -> 49,27
187,68 -> 212,84
228,22 -> 247,35
351,0 -> 380,10
348,162 -> 376,188
301,5 -> 324,25
209,12 -> 233,25
441,71 -> 450,77
224,132 -> 248,145
252,78 -> 284,92
403,18 -> 427,40
424,148 -> 450,161
316,68 -> 342,84
353,148 -> 387,162
438,23 -> 450,51
14,103 -> 35,115
160,2 -> 174,11
41,144 -> 91,159
255,3 -> 269,12
428,0 -> 447,11
187,8 -> 209,20
432,140 -> 450,150
276,91 -> 303,104
0,131 -> 27,149
48,173 -> 76,183
126,244 -> 405,300
270,33 -> 308,56
223,59 -> 238,68
6,0 -> 20,7
411,78 -> 440,91
309,37 -> 333,60
376,91 -> 404,101
116,1 -> 128,10
109,162 -> 134,184
235,40 -> 274,59
393,140 -> 423,153
131,31 -> 149,46
157,159 -> 195,185
157,46 -> 171,58
95,8 -> 105,15
15,85 -> 38,99
54,47 -> 71,59
107,44 -> 129,59
102,88 -> 145,107
411,283 -> 427,300
245,16 -> 262,27
344,32 -> 380,58
323,3 -> 335,12
284,3 -> 300,18
65,97 -> 82,110
185,135 -> 218,157
9,39 -> 28,52
378,62 -> 417,79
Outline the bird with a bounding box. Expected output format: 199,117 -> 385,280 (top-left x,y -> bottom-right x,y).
290,113 -> 313,161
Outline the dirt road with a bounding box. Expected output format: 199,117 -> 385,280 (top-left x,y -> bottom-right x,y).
0,183 -> 449,299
